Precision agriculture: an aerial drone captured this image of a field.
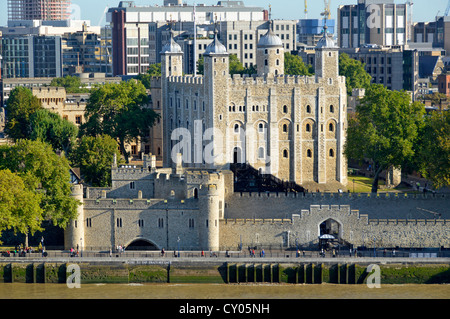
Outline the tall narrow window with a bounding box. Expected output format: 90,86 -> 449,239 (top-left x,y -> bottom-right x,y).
307,149 -> 312,158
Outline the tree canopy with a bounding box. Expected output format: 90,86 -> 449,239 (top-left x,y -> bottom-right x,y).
136,63 -> 162,89
339,53 -> 372,96
49,76 -> 90,93
344,84 -> 425,193
80,80 -> 159,163
284,52 -> 314,76
5,87 -> 42,140
196,54 -> 257,76
0,139 -> 80,229
70,135 -> 122,187
29,109 -> 79,154
415,111 -> 450,189
0,169 -> 44,241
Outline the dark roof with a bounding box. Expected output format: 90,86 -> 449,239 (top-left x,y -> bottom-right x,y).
419,55 -> 440,78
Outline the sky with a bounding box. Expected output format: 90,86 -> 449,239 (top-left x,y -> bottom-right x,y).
0,0 -> 447,27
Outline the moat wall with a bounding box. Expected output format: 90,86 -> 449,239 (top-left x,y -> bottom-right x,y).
0,261 -> 449,285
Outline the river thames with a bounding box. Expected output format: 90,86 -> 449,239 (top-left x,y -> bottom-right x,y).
0,282 -> 448,299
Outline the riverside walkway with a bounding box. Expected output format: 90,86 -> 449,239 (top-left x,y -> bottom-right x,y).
2,250 -> 450,265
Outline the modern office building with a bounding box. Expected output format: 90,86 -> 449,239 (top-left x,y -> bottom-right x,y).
1,35 -> 63,79
107,0 -> 269,76
150,19 -> 297,75
0,20 -> 113,78
297,19 -> 336,46
337,0 -> 409,48
7,0 -> 71,21
413,16 -> 450,55
341,45 -> 419,99
62,24 -> 113,76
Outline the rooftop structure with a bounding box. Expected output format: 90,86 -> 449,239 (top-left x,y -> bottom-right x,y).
7,0 -> 71,22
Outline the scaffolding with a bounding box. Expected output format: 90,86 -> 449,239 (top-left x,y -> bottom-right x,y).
8,0 -> 71,21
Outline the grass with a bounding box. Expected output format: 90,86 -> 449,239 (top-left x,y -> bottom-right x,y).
347,175 -> 414,193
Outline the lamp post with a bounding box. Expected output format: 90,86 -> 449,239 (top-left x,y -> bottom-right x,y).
80,238 -> 83,257
177,237 -> 180,258
373,237 -> 376,258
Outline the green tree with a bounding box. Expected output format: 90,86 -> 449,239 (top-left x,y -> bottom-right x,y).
5,87 -> 42,140
197,54 -> 257,76
416,111 -> 450,189
197,56 -> 204,75
80,80 -> 158,163
344,84 -> 426,193
49,76 -> 90,93
284,52 -> 314,76
70,135 -> 121,187
229,54 -> 245,75
0,139 -> 80,228
29,109 -> 79,154
136,63 -> 162,89
0,169 -> 44,242
339,53 -> 372,96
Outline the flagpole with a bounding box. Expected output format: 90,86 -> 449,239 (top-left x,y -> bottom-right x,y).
193,2 -> 197,76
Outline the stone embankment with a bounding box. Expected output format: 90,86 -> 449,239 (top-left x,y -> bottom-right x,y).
0,257 -> 449,285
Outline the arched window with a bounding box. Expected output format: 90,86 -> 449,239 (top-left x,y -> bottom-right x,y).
234,123 -> 240,133
283,149 -> 288,158
329,149 -> 334,157
329,123 -> 334,132
306,105 -> 311,113
330,105 -> 334,113
276,59 -> 280,66
283,105 -> 288,113
265,59 -> 268,66
193,188 -> 199,199
283,124 -> 288,133
258,123 -> 264,133
258,147 -> 265,159
306,123 -> 311,132
307,149 -> 312,158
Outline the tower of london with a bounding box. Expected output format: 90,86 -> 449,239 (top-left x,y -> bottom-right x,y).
64,25 -> 450,253
150,23 -> 348,192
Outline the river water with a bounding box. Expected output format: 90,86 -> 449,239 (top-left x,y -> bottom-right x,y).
0,283 -> 448,299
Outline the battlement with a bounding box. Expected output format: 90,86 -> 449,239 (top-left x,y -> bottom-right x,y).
83,198 -> 200,210
112,166 -> 154,180
185,170 -> 222,183
223,217 -> 293,225
368,218 -> 450,225
232,191 -> 449,201
230,74 -> 318,87
168,75 -> 204,85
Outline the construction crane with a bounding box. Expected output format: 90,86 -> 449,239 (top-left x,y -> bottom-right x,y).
321,0 -> 331,26
304,0 -> 308,19
446,0 -> 450,16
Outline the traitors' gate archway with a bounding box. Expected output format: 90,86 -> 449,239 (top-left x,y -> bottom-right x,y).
318,218 -> 342,248
126,239 -> 160,251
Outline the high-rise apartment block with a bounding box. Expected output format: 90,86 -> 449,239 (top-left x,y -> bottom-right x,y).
337,0 -> 409,48
7,0 -> 71,21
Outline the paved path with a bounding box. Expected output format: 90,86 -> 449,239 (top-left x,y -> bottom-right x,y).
2,256 -> 450,265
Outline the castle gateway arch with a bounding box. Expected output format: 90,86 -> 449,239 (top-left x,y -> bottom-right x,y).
125,238 -> 160,251
318,218 -> 343,248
